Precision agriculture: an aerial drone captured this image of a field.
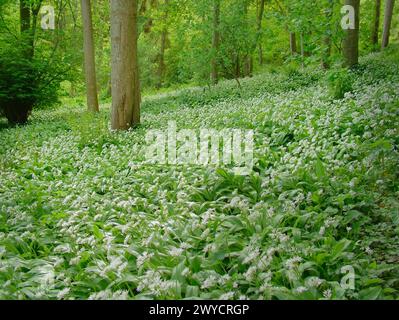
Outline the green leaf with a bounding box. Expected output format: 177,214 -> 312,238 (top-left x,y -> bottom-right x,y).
185,285 -> 200,298
92,225 -> 104,240
358,287 -> 382,300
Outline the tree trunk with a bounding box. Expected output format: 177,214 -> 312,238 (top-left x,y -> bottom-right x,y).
110,0 -> 141,130
211,0 -> 221,85
235,53 -> 240,79
157,0 -> 169,89
300,33 -> 305,67
290,32 -> 297,55
322,0 -> 334,69
371,0 -> 381,47
243,55 -> 253,77
20,0 -> 42,59
258,43 -> 263,65
81,0 -> 99,112
256,0 -> 265,65
382,0 -> 395,49
157,30 -> 167,88
20,1 -> 30,34
342,0 -> 360,68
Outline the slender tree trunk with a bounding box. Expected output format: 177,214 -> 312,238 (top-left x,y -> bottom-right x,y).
211,0 -> 221,85
81,0 -> 99,112
371,0 -> 381,47
110,0 -> 141,130
290,32 -> 297,55
382,0 -> 395,49
20,1 -> 30,34
322,0 -> 334,69
20,0 -> 42,59
157,0 -> 169,89
243,55 -> 253,77
300,33 -> 305,67
235,53 -> 240,79
258,43 -> 263,65
242,1 -> 253,78
157,29 -> 167,88
342,0 -> 360,68
256,0 -> 265,65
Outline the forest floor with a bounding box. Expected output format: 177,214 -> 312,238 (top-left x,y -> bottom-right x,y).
0,48 -> 398,300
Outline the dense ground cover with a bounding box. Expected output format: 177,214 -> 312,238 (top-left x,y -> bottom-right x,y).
0,49 -> 398,300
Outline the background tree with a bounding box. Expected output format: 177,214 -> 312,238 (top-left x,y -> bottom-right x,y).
371,0 -> 381,48
322,0 -> 334,69
211,0 -> 220,84
157,0 -> 169,89
256,0 -> 266,65
382,0 -> 395,49
20,0 -> 43,59
81,0 -> 99,112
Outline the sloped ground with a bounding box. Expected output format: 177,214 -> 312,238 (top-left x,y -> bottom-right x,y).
0,49 -> 398,300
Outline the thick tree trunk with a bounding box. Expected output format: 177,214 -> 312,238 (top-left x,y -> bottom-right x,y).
211,0 -> 220,85
371,0 -> 381,47
290,32 -> 297,55
81,0 -> 99,112
382,0 -> 395,49
110,0 -> 141,130
342,0 -> 360,68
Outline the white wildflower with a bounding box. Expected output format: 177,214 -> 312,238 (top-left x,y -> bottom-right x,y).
323,289 -> 332,299
57,288 -> 70,300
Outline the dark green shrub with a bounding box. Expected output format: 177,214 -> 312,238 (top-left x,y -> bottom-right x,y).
326,68 -> 354,99
0,48 -> 65,125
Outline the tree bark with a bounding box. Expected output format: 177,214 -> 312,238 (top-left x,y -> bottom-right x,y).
342,0 -> 360,68
371,0 -> 381,47
211,0 -> 221,85
110,0 -> 141,130
382,0 -> 395,49
81,0 -> 99,112
290,32 -> 297,55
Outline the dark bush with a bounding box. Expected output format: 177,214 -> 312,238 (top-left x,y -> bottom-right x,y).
0,48 -> 65,125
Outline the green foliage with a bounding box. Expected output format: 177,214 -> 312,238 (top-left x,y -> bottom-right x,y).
66,111 -> 117,152
326,68 -> 354,100
0,47 -> 65,124
0,49 -> 398,300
